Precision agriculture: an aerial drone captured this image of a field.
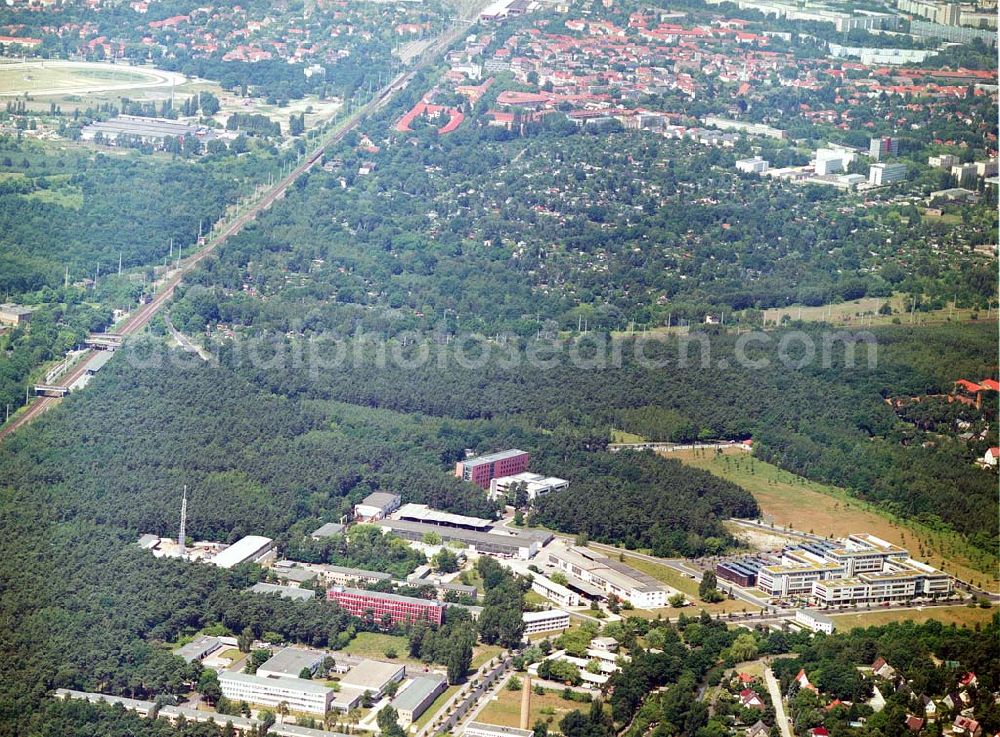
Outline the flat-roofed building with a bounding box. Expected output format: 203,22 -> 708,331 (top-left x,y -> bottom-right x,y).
174,635 -> 222,663
811,577 -> 870,606
489,473 -> 569,501
465,722 -> 534,737
455,449 -> 530,488
249,582 -> 316,601
523,608 -> 571,634
375,518 -> 546,559
211,535 -> 275,569
825,535 -> 908,577
869,162 -> 907,186
756,550 -> 844,597
316,564 -> 394,587
0,303 -> 33,326
546,544 -> 668,608
354,492 -> 401,521
339,659 -> 406,698
219,671 -> 335,715
795,608 -> 835,634
736,156 -> 769,174
258,648 -> 327,680
763,534 -> 951,605
440,582 -> 478,600
271,561 -> 318,585
392,676 -> 447,727
501,559 -> 582,607
56,690 -> 355,737
327,585 -> 445,627
311,522 -> 345,538
396,503 -> 494,531
531,571 -> 582,607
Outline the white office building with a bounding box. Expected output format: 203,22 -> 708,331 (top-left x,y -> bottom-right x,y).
465,722 -> 534,737
219,672 -> 334,715
489,473 -> 569,501
815,148 -> 851,176
736,156 -> 769,174
869,162 -> 908,185
546,544 -> 669,608
211,536 -> 275,569
795,608 -> 835,634
522,609 -> 571,635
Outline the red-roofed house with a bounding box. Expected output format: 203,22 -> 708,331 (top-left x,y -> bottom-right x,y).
953,379 -> 986,408
740,689 -> 766,710
809,728 -> 830,737
983,448 -> 999,468
959,673 -> 978,688
796,669 -> 818,692
905,716 -> 925,733
953,717 -> 981,737
872,658 -> 896,679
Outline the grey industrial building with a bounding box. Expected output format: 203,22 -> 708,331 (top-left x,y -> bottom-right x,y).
374,518 -> 551,559
391,675 -> 447,727
249,582 -> 316,601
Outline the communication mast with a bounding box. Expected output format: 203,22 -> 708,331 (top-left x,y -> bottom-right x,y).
178,485 -> 188,552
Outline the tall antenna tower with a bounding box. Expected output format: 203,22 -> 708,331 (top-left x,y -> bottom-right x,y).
178,485 -> 188,551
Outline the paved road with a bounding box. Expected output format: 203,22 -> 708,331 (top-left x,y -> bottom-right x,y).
433,656 -> 512,736
764,667 -> 793,737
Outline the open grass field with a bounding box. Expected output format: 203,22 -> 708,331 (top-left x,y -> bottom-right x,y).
760,292 -> 981,329
472,645 -> 504,670
476,684 -> 585,731
342,632 -> 419,666
830,605 -> 996,630
611,429 -> 646,443
611,293 -> 985,339
670,447 -> 999,591
343,632 -> 501,677
24,184 -> 83,209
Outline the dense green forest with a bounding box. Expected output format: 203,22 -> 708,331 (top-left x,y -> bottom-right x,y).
0,139 -> 238,295
214,323 -> 998,551
532,453 -> 757,555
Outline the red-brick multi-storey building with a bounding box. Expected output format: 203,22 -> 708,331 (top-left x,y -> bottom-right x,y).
326,586 -> 445,627
455,449 -> 530,489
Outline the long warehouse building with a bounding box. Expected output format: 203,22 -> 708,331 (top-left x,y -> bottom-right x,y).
375,518 -> 550,559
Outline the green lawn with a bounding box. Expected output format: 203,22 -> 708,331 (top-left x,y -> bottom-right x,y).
611,428 -> 646,443
24,186 -> 83,209
342,632 -> 419,666
472,645 -> 504,670
830,605 -> 995,630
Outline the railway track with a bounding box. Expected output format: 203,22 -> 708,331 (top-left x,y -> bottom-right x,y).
0,17 -> 475,444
